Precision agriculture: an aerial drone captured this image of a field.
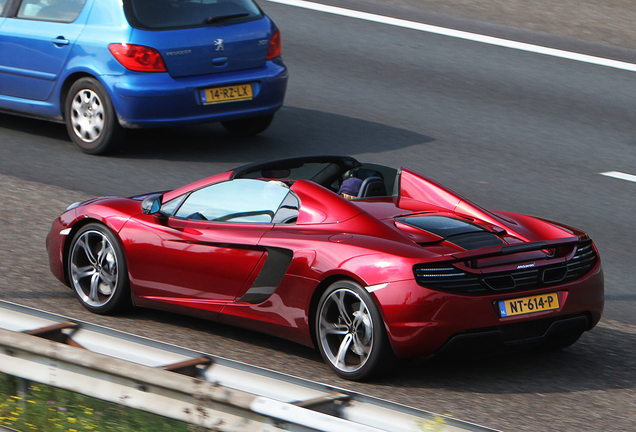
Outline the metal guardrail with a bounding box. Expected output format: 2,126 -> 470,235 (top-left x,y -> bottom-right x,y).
0,300 -> 499,432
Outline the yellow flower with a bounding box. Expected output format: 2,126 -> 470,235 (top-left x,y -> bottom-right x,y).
67,417 -> 77,423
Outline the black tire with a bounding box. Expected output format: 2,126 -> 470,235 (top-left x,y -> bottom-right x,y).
65,77 -> 123,155
221,114 -> 274,137
68,223 -> 131,314
315,280 -> 392,381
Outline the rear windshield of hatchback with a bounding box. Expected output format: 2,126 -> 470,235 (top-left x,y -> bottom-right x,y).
126,0 -> 263,30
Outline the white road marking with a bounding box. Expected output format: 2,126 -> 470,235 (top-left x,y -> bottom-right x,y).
266,0 -> 636,72
600,171 -> 636,183
597,319 -> 636,335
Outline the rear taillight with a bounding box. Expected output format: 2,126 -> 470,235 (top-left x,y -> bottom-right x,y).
108,44 -> 167,72
266,29 -> 282,60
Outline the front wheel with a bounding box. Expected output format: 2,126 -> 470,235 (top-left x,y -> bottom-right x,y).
65,78 -> 123,155
68,223 -> 131,314
221,114 -> 274,137
315,280 -> 392,381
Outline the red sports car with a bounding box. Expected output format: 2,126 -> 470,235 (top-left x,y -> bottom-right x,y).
46,156 -> 604,380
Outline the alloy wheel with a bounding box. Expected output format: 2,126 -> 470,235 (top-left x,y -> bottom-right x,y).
318,287 -> 374,374
69,229 -> 119,308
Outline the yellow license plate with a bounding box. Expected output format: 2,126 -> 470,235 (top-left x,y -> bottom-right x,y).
201,84 -> 253,105
498,292 -> 559,317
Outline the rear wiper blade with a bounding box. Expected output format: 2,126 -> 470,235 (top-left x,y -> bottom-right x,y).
205,13 -> 249,24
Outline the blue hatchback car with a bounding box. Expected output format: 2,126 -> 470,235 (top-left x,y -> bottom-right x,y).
0,0 -> 288,154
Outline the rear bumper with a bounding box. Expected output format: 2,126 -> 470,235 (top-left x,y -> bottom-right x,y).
432,314 -> 590,359
373,262 -> 604,358
104,59 -> 288,128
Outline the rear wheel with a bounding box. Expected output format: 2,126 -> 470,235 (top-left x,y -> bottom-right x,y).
68,223 -> 130,314
65,78 -> 123,155
221,114 -> 274,137
315,280 -> 392,381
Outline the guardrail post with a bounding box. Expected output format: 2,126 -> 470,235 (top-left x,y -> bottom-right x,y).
16,377 -> 28,409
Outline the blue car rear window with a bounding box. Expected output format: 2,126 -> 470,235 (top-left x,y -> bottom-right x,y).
126,0 -> 263,30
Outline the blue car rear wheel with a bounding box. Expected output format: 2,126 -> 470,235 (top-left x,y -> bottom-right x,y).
65,78 -> 123,155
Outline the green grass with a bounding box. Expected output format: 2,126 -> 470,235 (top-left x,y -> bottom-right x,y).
0,373 -> 199,432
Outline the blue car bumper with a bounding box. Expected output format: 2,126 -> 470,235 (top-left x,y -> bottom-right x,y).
106,59 -> 288,128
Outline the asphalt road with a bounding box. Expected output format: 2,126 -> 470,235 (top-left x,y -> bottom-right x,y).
310,0 -> 636,53
1,1 -> 636,431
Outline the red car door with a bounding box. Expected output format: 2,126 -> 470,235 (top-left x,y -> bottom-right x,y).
120,178 -> 291,317
121,215 -> 271,317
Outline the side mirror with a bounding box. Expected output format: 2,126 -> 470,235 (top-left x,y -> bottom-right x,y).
141,193 -> 163,215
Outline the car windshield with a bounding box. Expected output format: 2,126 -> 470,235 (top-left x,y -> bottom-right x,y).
126,0 -> 263,30
173,179 -> 292,223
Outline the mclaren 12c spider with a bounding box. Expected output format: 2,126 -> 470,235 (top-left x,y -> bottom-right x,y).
46,156 -> 604,380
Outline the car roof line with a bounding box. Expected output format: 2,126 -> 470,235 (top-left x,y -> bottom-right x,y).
230,155 -> 361,179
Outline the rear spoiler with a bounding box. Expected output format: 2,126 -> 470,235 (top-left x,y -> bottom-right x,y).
450,236 -> 583,262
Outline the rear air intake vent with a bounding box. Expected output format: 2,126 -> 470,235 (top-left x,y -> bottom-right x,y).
413,265 -> 483,294
414,241 -> 598,295
562,241 -> 598,282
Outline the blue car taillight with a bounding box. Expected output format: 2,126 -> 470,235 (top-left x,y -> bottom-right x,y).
109,43 -> 168,72
266,29 -> 281,60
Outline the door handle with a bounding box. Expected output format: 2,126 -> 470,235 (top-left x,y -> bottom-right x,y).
51,36 -> 70,46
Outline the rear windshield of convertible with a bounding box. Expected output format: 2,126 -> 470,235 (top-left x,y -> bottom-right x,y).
126,0 -> 263,30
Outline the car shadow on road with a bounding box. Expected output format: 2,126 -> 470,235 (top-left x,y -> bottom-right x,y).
0,113 -> 69,141
122,307 -> 324,362
118,105 -> 434,161
112,304 -> 636,395
374,326 -> 636,394
0,106 -> 433,161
